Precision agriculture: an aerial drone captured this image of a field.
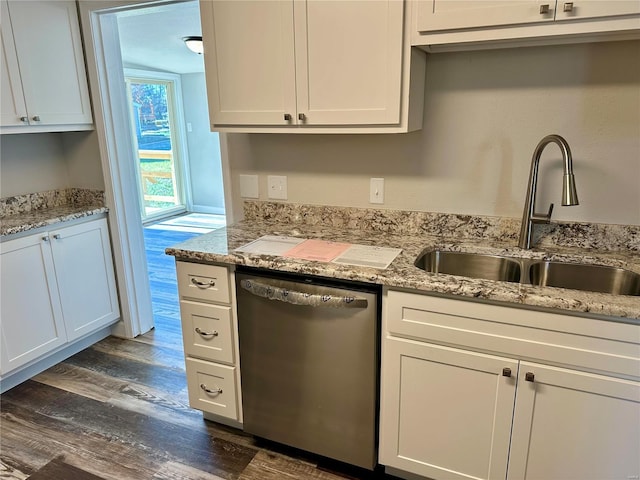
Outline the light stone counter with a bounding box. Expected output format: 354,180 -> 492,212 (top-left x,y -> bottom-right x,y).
0,189 -> 107,237
166,202 -> 640,321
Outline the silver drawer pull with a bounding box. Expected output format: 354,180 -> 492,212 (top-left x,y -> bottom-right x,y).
195,327 -> 218,337
191,277 -> 215,289
200,383 -> 222,395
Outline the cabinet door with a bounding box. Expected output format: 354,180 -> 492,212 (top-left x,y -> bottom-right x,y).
379,337 -> 518,480
6,0 -> 92,126
556,0 -> 640,21
0,1 -> 27,127
293,0 -> 403,125
0,234 -> 66,375
49,219 -> 119,342
508,362 -> 640,480
416,0 -> 555,32
201,0 -> 297,126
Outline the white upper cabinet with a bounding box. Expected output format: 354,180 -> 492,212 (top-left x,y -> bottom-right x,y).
201,0 -> 297,127
412,0 -> 640,50
200,0 -> 425,133
293,0 -> 403,126
416,0 -> 555,32
0,0 -> 93,133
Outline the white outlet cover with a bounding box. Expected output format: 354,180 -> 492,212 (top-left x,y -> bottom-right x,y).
370,178 -> 384,204
267,175 -> 288,200
239,174 -> 259,198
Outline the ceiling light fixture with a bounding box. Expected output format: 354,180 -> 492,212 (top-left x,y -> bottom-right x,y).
183,36 -> 203,54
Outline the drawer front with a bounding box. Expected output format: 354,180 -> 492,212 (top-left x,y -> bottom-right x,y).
185,357 -> 237,420
181,301 -> 234,364
176,261 -> 230,304
385,290 -> 640,379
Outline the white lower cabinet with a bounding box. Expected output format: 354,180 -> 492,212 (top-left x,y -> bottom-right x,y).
508,361 -> 640,480
176,261 -> 242,425
379,290 -> 640,480
0,217 -> 119,377
0,232 -> 66,374
185,357 -> 238,419
382,338 -> 517,480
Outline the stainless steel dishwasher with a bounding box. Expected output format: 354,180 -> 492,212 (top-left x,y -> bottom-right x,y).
235,268 -> 380,470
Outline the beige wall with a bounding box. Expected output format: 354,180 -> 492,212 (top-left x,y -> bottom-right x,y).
0,133 -> 70,197
0,131 -> 104,198
62,131 -> 106,191
228,40 -> 640,225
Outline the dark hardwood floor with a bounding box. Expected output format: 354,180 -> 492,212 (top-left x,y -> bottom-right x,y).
0,218 -> 396,480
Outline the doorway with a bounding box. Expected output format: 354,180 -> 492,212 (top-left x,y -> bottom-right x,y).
79,0 -> 233,339
117,3 -> 226,340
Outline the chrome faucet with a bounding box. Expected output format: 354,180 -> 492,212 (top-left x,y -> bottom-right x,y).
518,134 -> 579,249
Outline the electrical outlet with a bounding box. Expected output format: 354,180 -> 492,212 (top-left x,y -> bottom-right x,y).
239,174 -> 259,198
267,175 -> 287,200
370,178 -> 384,204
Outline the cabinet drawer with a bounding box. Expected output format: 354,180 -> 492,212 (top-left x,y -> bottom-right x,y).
185,357 -> 238,420
180,301 -> 234,364
176,262 -> 230,304
385,290 -> 640,379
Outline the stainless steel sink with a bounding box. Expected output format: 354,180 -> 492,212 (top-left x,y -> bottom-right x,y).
414,250 -> 521,283
529,261 -> 640,296
415,249 -> 640,296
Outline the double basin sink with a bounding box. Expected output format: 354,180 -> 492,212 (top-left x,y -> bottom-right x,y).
415,250 -> 640,296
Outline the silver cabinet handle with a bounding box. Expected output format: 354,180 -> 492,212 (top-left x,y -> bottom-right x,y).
32,115 -> 41,122
525,372 -> 535,382
563,2 -> 573,12
191,278 -> 215,288
195,327 -> 218,337
284,113 -> 292,121
539,4 -> 550,14
42,236 -> 50,242
298,113 -> 306,121
53,234 -> 61,239
20,116 -> 28,123
200,383 -> 222,395
502,367 -> 512,377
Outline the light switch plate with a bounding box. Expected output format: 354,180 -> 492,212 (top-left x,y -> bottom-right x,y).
267,175 -> 287,200
370,178 -> 384,204
239,174 -> 259,198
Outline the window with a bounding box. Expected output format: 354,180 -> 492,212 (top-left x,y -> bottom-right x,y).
125,71 -> 187,221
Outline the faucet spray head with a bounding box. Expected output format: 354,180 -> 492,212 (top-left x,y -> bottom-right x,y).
562,173 -> 579,206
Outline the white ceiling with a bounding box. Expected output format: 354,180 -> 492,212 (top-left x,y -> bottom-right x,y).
117,1 -> 204,74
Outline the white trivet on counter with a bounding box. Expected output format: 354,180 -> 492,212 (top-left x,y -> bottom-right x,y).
235,235 -> 401,270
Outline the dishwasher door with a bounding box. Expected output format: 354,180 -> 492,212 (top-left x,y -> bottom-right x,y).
236,271 -> 379,470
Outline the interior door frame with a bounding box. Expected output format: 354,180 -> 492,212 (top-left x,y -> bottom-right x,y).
78,0 -> 235,338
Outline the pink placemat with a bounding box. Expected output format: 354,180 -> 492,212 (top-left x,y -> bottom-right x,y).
283,239 -> 351,262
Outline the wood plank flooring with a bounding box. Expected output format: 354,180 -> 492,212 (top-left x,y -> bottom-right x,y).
0,219 -> 397,480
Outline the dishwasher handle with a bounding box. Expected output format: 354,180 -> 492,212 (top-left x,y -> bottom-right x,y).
239,278 -> 368,309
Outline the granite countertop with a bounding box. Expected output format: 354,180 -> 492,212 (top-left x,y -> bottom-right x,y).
166,210 -> 640,322
0,188 -> 107,237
